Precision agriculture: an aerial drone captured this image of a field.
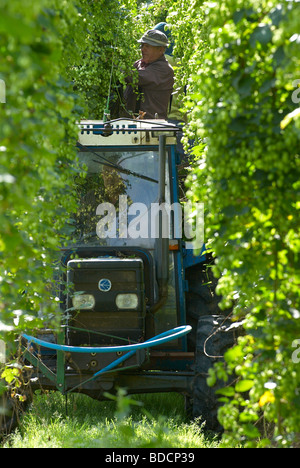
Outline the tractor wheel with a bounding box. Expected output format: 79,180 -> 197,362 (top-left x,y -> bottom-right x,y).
192,315 -> 237,432
185,258 -> 223,351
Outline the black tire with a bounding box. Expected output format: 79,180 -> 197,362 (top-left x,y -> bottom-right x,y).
185,258 -> 223,351
192,315 -> 237,432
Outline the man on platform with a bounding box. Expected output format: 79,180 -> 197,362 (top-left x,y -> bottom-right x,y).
123,29 -> 174,120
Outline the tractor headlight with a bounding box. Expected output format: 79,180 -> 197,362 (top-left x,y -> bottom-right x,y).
72,294 -> 95,310
116,293 -> 138,310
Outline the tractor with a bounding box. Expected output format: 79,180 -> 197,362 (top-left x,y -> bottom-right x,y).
0,118 -> 237,436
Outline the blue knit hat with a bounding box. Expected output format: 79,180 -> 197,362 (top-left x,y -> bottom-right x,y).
154,22 -> 174,55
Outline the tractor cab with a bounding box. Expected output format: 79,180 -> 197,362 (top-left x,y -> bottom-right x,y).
59,118 -> 198,378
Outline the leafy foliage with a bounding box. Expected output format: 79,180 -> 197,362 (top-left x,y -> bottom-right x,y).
64,0 -> 142,119
2,0 -> 300,447
0,0 -> 80,338
159,0 -> 300,447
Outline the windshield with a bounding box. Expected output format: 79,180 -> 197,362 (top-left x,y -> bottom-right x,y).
74,149 -> 160,247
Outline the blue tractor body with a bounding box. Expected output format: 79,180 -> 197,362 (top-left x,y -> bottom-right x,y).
2,119 -> 237,434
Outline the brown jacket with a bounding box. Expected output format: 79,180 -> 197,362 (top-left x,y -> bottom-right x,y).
123,55 -> 174,119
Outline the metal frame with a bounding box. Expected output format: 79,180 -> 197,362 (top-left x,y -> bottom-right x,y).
23,327 -> 194,396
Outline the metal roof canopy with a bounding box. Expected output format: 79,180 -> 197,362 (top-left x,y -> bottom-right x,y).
78,118 -> 179,146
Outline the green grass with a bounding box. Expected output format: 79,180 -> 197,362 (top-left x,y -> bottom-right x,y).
1,390 -> 220,448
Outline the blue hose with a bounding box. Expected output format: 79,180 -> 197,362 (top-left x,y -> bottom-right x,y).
23,326 -> 192,382
22,325 -> 191,354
